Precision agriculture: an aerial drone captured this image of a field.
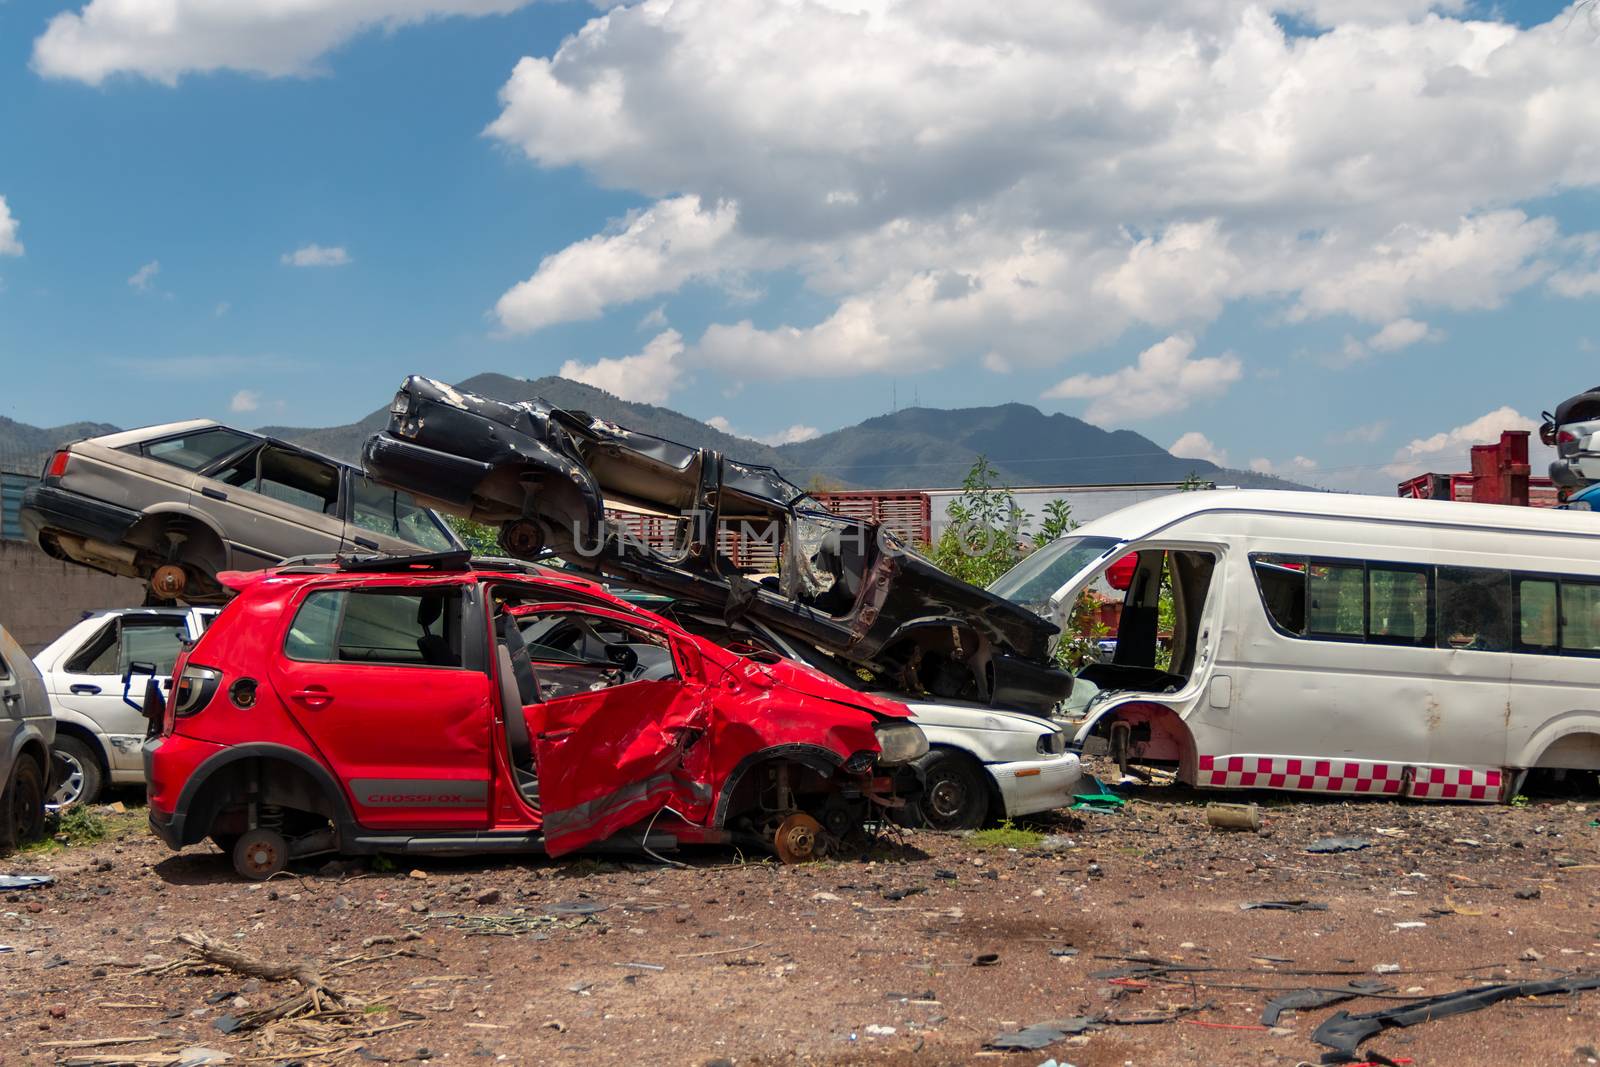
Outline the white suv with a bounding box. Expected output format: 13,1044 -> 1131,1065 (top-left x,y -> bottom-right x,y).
35,607 -> 216,805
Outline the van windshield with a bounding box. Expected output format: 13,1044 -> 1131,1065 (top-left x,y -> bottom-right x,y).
988,535 -> 1119,614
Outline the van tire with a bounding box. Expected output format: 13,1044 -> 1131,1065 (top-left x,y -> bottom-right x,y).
0,755 -> 47,850
915,751 -> 989,831
50,735 -> 104,808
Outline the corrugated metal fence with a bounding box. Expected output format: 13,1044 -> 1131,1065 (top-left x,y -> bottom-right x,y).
1,471 -> 32,542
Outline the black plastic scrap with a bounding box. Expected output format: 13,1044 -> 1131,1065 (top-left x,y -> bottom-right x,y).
985,1017 -> 1098,1051
1260,979 -> 1391,1026
0,874 -> 54,890
1312,973 -> 1600,1062
1240,899 -> 1330,912
1307,836 -> 1373,853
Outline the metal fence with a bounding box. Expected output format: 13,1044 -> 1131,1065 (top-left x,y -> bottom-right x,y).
1,470 -> 34,541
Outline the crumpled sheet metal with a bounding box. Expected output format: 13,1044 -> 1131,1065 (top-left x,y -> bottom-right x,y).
0,874 -> 54,890
1260,978 -> 1391,1026
1312,973 -> 1600,1062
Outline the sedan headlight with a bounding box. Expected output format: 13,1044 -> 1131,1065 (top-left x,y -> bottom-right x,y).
873,721 -> 929,766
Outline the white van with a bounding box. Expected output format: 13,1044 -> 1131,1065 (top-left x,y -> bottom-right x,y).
990,489 -> 1600,803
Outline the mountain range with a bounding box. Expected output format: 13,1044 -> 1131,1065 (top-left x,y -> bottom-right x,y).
3,374 -> 1306,492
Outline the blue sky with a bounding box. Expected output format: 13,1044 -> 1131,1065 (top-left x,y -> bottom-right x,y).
1,0 -> 1597,492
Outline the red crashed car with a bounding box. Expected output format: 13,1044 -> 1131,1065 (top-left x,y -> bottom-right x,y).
144,551 -> 926,879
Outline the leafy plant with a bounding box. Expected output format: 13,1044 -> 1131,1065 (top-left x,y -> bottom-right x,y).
445,514 -> 500,555
926,457 -> 1029,588
970,820 -> 1045,849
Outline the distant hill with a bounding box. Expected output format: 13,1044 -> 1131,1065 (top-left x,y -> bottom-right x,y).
5,376 -> 1307,492
0,416 -> 121,474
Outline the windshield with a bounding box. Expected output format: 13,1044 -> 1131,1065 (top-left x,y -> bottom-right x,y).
987,535 -> 1119,614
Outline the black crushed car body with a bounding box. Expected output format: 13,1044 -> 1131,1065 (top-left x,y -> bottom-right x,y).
363,376 -> 1074,714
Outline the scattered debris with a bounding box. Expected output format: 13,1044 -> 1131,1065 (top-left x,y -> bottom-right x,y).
543,901 -> 608,917
1260,979 -> 1392,1026
986,1017 -> 1098,1051
1313,974 -> 1600,1060
973,953 -> 1001,967
0,873 -> 55,890
1240,900 -> 1329,912
1207,802 -> 1262,832
1308,837 -> 1373,854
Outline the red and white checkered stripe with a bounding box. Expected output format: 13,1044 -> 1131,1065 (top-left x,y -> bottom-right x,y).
1407,765 -> 1503,802
1197,755 -> 1502,803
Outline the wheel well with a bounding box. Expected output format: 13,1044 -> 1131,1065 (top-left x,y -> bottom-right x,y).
16,739 -> 48,782
1083,702 -> 1198,779
183,757 -> 343,848
924,744 -> 1002,825
51,723 -> 109,775
1532,732 -> 1600,772
712,746 -> 843,829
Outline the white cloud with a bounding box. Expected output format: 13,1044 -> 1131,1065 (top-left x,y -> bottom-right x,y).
486,2 -> 1600,383
1169,431 -> 1228,467
981,352 -> 1012,375
281,243 -> 351,268
0,196 -> 22,257
128,260 -> 160,291
761,424 -> 821,446
495,197 -> 742,333
637,304 -> 669,331
33,0 -> 537,85
229,389 -> 261,413
1383,405 -> 1552,478
1043,334 -> 1243,426
707,415 -> 822,447
1250,455 -> 1319,476
1368,318 -> 1440,353
558,329 -> 684,405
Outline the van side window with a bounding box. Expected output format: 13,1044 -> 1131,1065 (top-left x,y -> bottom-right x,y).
1437,568 -> 1510,651
1307,562 -> 1364,638
286,588 -> 463,667
1517,578 -> 1559,652
1561,582 -> 1600,655
1251,555 -> 1306,634
1367,565 -> 1432,645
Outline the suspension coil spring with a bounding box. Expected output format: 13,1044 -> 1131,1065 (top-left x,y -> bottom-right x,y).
257,804 -> 286,833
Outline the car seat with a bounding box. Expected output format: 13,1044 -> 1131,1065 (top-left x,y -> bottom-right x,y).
494,617 -> 541,803
415,593 -> 459,667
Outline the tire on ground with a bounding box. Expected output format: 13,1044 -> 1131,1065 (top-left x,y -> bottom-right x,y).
915,749 -> 990,831
50,734 -> 105,808
0,753 -> 47,851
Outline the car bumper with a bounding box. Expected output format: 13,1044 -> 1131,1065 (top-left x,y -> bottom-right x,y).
20,485 -> 143,546
986,752 -> 1084,820
362,433 -> 495,508
1551,456 -> 1600,488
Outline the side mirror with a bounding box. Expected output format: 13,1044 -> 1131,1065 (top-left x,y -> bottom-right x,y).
122,661 -> 159,712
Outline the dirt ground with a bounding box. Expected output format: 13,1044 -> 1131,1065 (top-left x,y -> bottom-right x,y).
7,773 -> 1600,1067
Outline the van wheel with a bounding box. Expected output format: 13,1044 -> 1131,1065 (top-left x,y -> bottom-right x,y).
0,756 -> 47,850
50,737 -> 104,808
232,828 -> 289,881
917,752 -> 988,831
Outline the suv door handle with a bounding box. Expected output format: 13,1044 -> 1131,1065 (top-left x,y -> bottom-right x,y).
70,684 -> 102,695
201,487 -> 228,501
353,536 -> 380,550
291,686 -> 334,709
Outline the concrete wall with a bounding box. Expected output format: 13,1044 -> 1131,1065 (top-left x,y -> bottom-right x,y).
0,541 -> 145,655
927,482 -> 1213,539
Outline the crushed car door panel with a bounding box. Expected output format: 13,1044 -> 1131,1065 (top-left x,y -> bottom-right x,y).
513,603 -> 711,855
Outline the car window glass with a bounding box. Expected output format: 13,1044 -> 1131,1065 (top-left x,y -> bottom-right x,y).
1561,582 -> 1600,654
516,610 -> 677,700
0,649 -> 11,680
118,619 -> 189,675
142,427 -> 255,471
1367,565 -> 1429,643
1251,554 -> 1306,634
65,620 -> 120,674
1518,578 -> 1559,650
1307,562 -> 1364,637
286,588 -> 463,667
350,477 -> 454,550
1437,568 -> 1511,651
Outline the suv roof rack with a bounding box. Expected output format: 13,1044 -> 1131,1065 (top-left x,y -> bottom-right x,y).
273,550 -> 555,577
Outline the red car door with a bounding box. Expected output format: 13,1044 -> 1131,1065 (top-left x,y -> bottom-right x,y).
269,581 -> 494,831
512,604 -> 711,855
